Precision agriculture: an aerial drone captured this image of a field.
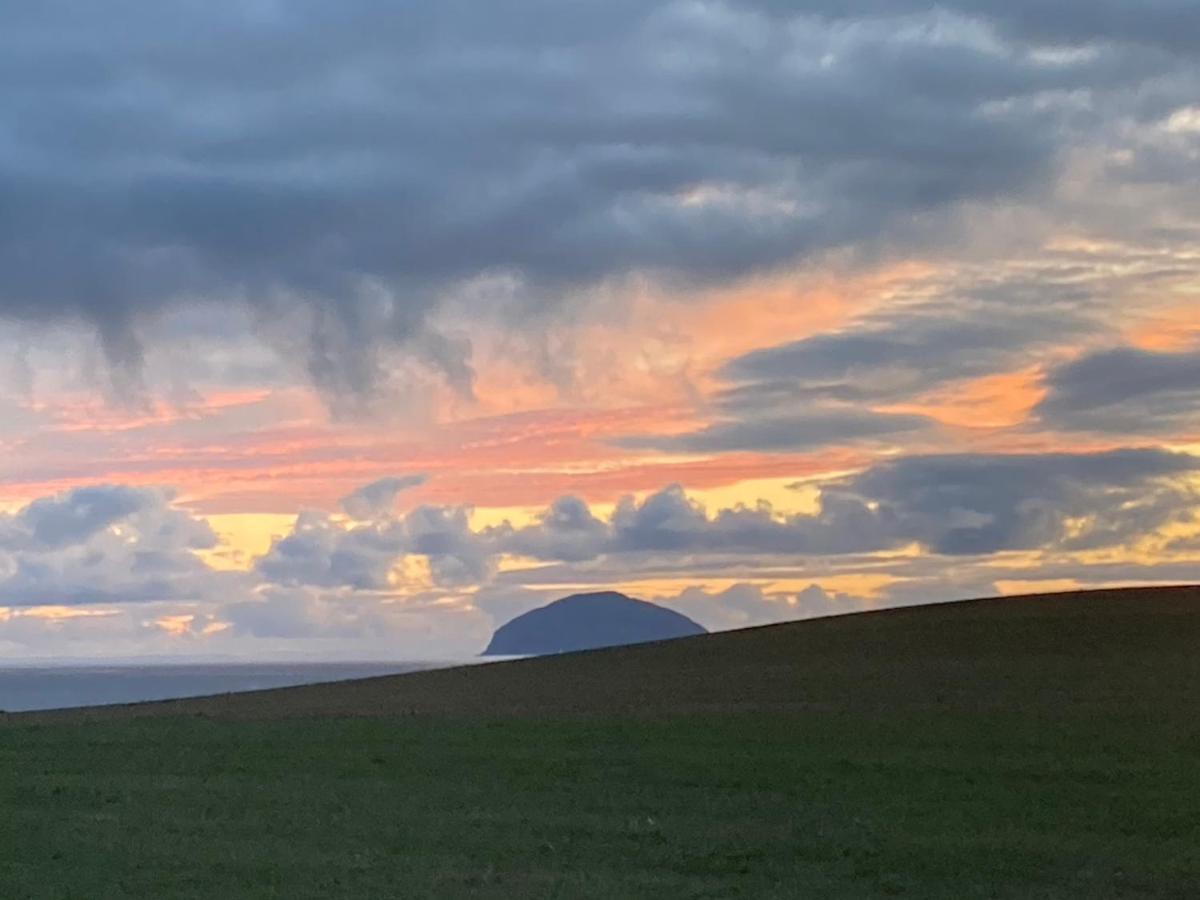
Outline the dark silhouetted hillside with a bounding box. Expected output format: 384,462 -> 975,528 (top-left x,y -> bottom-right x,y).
23,584 -> 1200,722
482,591 -> 707,656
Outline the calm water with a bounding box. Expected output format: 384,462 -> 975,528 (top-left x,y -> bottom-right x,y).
0,662 -> 454,712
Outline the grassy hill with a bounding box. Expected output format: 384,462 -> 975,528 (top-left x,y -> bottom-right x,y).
3,586 -> 1200,897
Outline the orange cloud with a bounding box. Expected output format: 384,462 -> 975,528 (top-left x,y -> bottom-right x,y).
880,368 -> 1047,430
1125,302 -> 1200,352
467,260 -> 937,415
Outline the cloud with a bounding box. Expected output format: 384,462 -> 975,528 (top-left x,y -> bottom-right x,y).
837,448 -> 1199,555
220,585 -> 492,657
254,511 -> 404,590
470,579 -> 869,634
0,485 -> 224,607
224,586 -> 392,641
618,278 -> 1106,454
1036,345 -> 1200,434
498,496 -> 610,564
0,449 -> 1197,658
402,505 -> 494,586
625,409 -> 934,454
3,0 -> 1194,392
256,503 -> 490,590
5,445 -> 1191,623
497,448 -> 1200,561
340,474 -> 427,520
720,308 -> 1086,408
17,485 -> 155,549
801,0 -> 1200,55
656,582 -> 870,631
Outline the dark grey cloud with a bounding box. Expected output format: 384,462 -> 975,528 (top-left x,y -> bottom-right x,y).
842,448 -> 1199,555
499,496 -> 611,563
0,485 -> 223,606
1037,345 -> 1200,434
623,408 -> 934,454
621,282 -> 1106,454
496,448 -> 1200,561
255,511 -> 405,591
256,503 -> 490,590
2,1 -> 1194,391
403,506 -> 494,586
3,446 -> 1193,641
18,486 -> 152,549
2,445 -> 1192,613
722,311 -> 1084,408
786,1 -> 1200,56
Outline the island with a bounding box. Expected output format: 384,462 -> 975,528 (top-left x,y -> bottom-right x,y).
483,590 -> 707,656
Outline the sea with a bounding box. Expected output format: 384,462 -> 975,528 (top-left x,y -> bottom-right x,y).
0,661 -> 458,713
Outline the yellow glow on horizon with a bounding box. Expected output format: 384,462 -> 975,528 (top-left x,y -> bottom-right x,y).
390,555 -> 436,592
0,606 -> 119,622
687,477 -> 823,516
533,572 -> 902,602
153,614 -> 230,637
470,476 -> 834,529
468,505 -> 541,530
993,579 -> 1082,596
469,502 -> 620,531
495,555 -> 553,574
200,513 -> 297,571
154,614 -> 195,637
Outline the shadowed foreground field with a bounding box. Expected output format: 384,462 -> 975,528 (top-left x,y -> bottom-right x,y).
3,586 -> 1200,898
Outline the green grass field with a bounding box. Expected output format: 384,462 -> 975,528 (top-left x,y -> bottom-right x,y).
3,586 -> 1200,898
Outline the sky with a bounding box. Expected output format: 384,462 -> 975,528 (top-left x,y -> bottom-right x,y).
0,0 -> 1198,660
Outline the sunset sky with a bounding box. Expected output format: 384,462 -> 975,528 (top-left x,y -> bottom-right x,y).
1,1 -> 1198,659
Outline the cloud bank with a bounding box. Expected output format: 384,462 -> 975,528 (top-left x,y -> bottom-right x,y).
3,0 -> 1197,392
